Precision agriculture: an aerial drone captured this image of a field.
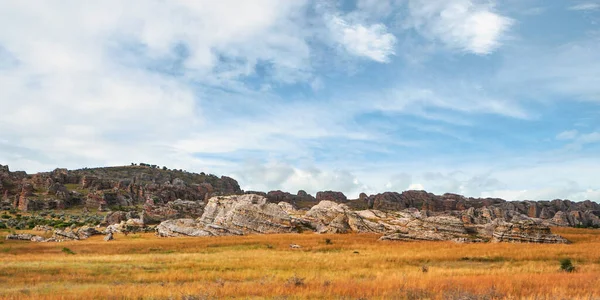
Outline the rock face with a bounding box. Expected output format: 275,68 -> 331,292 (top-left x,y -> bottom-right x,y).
262,190 -> 317,208
156,194 -> 297,237
143,199 -> 204,224
0,164 -> 242,212
491,220 -> 569,244
378,211 -> 475,242
155,194 -> 567,244
316,191 -> 347,203
302,201 -> 377,234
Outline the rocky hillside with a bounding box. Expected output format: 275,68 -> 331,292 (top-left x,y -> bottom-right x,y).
1,164 -> 599,230
0,164 -> 241,212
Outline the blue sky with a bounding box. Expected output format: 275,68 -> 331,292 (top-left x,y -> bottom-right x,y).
1,0 -> 599,201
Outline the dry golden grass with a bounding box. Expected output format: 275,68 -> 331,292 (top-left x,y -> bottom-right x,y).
1,227 -> 599,299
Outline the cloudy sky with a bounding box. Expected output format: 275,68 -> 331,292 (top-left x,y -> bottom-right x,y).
1,1 -> 599,201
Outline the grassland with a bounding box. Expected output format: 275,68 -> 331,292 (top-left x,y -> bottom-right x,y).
1,228 -> 599,299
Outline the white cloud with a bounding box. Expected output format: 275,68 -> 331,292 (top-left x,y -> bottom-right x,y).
0,1 -> 314,172
555,130 -> 600,150
326,15 -> 397,62
405,0 -> 513,54
569,3 -> 600,11
556,130 -> 579,140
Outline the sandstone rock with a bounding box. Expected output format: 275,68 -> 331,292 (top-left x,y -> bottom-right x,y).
551,211 -> 571,227
316,191 -> 347,203
143,199 -> 204,224
77,226 -> 102,239
302,201 -> 378,234
264,190 -> 316,208
156,219 -> 239,237
5,233 -> 35,241
200,194 -> 296,234
157,194 -> 298,237
53,229 -> 80,241
104,211 -> 128,225
30,236 -> 46,242
491,220 -> 568,244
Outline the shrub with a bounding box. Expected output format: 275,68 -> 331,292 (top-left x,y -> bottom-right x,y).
560,259 -> 575,272
286,275 -> 305,287
62,247 -> 76,255
325,238 -> 332,245
1,214 -> 10,219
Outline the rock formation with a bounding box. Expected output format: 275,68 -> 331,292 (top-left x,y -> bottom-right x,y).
0,164 -> 242,212
143,199 -> 204,224
155,194 -> 569,244
491,220 -> 569,243
156,194 -> 297,237
316,191 -> 347,203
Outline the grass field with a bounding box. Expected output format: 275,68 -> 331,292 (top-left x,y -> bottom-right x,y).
1,228 -> 599,299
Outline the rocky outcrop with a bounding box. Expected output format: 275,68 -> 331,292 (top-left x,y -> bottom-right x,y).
491,220 -> 568,244
316,191 -> 347,203
1,164 -> 242,212
155,196 -> 565,244
5,233 -> 40,241
302,201 -> 377,233
156,218 -> 242,237
143,199 -> 204,224
263,190 -> 317,208
104,211 -> 128,225
156,194 -> 297,237
200,194 -> 296,234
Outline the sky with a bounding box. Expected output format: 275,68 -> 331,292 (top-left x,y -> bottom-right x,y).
1,0 -> 599,201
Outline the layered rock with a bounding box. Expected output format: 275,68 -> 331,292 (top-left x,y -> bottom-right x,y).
143,199 -> 204,224
156,194 -> 297,237
491,220 -> 568,244
155,196 -> 565,244
200,194 -> 296,234
302,201 -> 378,233
1,164 -> 242,212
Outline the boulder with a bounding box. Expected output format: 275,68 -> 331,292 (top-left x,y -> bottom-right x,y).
77,226 -> 102,239
5,233 -> 36,241
53,229 -> 80,241
104,211 -> 128,225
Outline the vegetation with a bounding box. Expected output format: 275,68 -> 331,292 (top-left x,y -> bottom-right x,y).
560,258 -> 576,273
0,210 -> 103,230
0,227 -> 599,299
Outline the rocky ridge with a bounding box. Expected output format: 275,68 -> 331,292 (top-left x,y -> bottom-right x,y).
156,194 -> 569,244
2,164 -> 599,244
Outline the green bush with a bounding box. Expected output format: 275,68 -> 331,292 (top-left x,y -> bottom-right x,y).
560,259 -> 575,273
61,247 -> 76,255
